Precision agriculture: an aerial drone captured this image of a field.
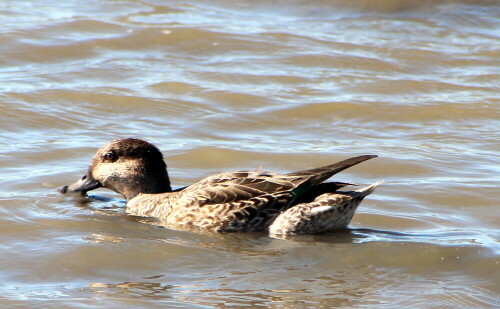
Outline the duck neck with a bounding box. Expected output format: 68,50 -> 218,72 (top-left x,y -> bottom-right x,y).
123,167 -> 172,201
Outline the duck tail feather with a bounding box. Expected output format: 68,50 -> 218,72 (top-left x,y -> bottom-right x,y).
288,155 -> 377,186
355,180 -> 383,197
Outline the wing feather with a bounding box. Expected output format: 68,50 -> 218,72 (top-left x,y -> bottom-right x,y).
179,170 -> 302,206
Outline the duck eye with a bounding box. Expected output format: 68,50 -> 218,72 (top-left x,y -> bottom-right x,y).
103,152 -> 117,162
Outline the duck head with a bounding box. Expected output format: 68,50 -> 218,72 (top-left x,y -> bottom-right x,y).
62,138 -> 172,200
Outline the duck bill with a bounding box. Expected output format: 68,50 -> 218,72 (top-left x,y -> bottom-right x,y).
61,174 -> 102,194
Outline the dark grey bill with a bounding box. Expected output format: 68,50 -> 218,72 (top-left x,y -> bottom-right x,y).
60,174 -> 102,194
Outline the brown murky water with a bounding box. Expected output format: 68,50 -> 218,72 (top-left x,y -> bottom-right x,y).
0,0 -> 499,307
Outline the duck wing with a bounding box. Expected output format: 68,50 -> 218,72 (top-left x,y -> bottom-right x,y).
178,155 -> 377,207
179,170 -> 300,206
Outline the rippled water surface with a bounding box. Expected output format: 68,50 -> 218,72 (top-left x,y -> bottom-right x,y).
1,0 -> 499,308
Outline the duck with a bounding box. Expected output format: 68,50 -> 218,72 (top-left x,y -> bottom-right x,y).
61,138 -> 381,236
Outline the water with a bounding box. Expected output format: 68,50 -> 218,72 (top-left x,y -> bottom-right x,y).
0,0 -> 499,307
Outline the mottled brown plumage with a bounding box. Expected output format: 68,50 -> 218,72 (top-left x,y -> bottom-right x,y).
63,138 -> 381,235
268,181 -> 382,236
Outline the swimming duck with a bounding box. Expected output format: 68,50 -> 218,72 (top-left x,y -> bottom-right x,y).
62,138 -> 381,236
